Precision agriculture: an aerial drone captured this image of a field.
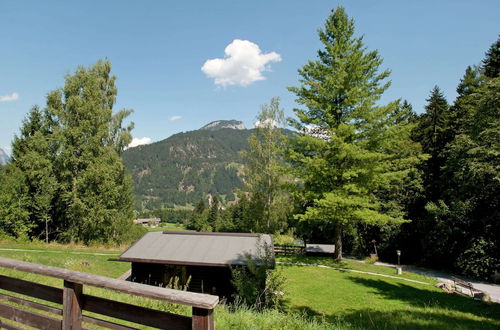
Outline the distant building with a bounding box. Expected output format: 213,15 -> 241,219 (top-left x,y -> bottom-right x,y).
117,231 -> 274,298
305,243 -> 335,256
133,218 -> 161,227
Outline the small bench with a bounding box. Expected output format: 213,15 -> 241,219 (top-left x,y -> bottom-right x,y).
451,277 -> 481,297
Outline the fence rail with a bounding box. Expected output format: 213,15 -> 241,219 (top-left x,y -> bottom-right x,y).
273,244 -> 305,256
0,256 -> 218,329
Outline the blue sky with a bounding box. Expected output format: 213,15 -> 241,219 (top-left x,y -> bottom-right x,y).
1,1 -> 499,151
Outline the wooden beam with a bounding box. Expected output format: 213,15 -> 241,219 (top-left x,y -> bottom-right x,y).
0,274 -> 62,304
0,292 -> 62,315
63,280 -> 83,330
0,301 -> 62,330
0,320 -> 24,330
192,307 -> 214,330
83,294 -> 191,330
81,315 -> 137,330
0,257 -> 218,309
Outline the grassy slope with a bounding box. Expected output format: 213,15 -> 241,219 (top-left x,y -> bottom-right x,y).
278,255 -> 437,284
282,264 -> 500,329
0,240 -> 498,329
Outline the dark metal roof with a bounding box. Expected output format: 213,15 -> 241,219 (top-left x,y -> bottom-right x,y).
119,231 -> 274,267
305,244 -> 335,254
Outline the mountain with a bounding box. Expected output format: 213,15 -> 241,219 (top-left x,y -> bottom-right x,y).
0,148 -> 9,165
122,123 -> 252,210
200,120 -> 246,131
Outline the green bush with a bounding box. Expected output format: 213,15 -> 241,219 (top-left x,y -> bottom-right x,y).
363,254 -> 379,264
231,241 -> 285,310
456,238 -> 500,280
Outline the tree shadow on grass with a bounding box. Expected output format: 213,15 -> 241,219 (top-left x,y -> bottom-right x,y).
289,304 -> 500,329
347,277 -> 500,320
286,276 -> 500,329
278,254 -> 350,268
340,308 -> 499,329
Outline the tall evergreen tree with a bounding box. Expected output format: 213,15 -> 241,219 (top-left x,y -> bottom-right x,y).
10,106 -> 57,242
450,66 -> 483,135
413,86 -> 451,200
482,36 -> 500,78
287,7 -> 423,259
411,37 -> 500,276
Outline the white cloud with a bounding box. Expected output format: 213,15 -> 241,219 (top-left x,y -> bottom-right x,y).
254,118 -> 277,128
127,137 -> 152,149
170,115 -> 182,121
0,92 -> 19,102
201,39 -> 281,87
3,146 -> 11,151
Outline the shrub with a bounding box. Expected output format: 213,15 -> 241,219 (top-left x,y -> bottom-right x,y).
231,240 -> 285,310
364,254 -> 379,264
273,229 -> 298,245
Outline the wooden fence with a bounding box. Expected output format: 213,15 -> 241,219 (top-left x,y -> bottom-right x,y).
0,256 -> 218,329
273,244 -> 305,256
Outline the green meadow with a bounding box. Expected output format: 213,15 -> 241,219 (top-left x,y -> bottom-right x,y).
0,240 -> 498,329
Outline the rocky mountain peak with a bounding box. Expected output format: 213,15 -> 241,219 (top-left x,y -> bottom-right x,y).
200,120 -> 246,131
0,148 -> 10,165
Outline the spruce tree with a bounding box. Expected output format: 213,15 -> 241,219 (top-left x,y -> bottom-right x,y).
482,36 -> 500,78
414,86 -> 450,199
450,66 -> 483,135
288,7 -> 423,259
11,106 -> 57,242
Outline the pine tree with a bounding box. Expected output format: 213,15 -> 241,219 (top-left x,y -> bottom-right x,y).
287,7 -> 423,259
11,106 -> 57,242
418,37 -> 500,276
450,66 -> 483,135
413,86 -> 451,199
482,36 -> 500,78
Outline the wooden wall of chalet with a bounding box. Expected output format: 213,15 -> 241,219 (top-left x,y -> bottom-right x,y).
131,262 -> 234,298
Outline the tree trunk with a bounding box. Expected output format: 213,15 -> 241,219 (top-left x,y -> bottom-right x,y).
333,223 -> 343,260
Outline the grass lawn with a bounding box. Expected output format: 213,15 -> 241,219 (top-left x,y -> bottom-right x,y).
282,264 -> 500,329
0,240 -> 498,329
278,255 -> 437,285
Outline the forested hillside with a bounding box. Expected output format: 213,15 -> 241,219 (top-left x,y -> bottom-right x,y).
122,125 -> 252,210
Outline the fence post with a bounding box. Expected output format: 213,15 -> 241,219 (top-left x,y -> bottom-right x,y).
63,280 -> 83,330
192,307 -> 214,330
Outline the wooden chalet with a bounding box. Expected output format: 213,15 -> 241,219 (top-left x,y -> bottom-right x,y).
117,231 -> 274,298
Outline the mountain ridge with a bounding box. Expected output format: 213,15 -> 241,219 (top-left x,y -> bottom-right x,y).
199,119 -> 246,131
122,122 -> 252,210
